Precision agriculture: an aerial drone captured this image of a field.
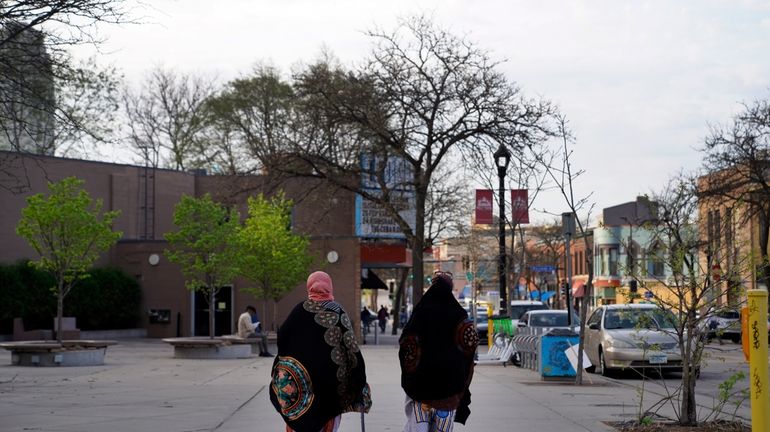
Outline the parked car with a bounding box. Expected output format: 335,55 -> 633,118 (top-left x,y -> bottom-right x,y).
584,304 -> 683,376
517,310 -> 580,332
509,300 -> 549,329
512,309 -> 579,366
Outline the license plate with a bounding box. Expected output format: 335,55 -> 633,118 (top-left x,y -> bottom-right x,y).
649,353 -> 668,364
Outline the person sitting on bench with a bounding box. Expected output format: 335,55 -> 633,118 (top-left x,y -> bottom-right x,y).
238,305 -> 273,357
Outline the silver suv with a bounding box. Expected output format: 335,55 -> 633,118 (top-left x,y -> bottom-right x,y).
509,300 -> 549,328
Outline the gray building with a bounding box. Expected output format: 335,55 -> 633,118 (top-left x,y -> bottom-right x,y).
0,22 -> 56,155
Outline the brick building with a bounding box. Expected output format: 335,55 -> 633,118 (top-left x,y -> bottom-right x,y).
0,152 -> 363,338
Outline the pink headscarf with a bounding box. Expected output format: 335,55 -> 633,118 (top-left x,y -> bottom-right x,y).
307,271 -> 334,301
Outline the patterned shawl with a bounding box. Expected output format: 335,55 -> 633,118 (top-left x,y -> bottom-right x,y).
270,300 -> 371,432
399,276 -> 478,424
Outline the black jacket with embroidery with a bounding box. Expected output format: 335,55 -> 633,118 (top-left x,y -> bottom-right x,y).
270,300 -> 371,432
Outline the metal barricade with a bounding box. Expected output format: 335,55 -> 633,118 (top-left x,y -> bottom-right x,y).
512,333 -> 540,371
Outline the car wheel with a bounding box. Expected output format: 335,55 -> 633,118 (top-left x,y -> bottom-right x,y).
730,335 -> 741,344
599,348 -> 613,377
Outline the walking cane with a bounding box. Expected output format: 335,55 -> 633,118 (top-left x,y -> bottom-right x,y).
360,411 -> 366,432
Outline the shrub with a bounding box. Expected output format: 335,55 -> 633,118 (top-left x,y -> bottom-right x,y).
0,260 -> 56,333
0,263 -> 141,333
66,267 -> 142,330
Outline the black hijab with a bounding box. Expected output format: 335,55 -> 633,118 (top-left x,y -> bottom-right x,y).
399,274 -> 478,424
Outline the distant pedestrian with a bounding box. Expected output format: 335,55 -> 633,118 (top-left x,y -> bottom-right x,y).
377,305 -> 390,333
270,271 -> 371,432
361,307 -> 373,340
399,271 -> 478,432
236,305 -> 272,357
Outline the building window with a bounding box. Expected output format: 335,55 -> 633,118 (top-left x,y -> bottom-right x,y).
600,248 -> 608,276
599,246 -> 619,276
649,241 -> 665,277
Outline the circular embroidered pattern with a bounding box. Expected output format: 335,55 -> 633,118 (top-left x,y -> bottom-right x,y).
342,330 -> 360,353
331,346 -> 347,366
271,356 -> 314,421
315,311 -> 339,328
336,365 -> 349,382
400,334 -> 421,374
302,300 -> 324,313
324,326 -> 342,346
340,313 -> 352,330
455,319 -> 479,356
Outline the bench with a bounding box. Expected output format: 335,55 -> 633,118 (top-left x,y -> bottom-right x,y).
162,337 -> 253,359
53,317 -> 81,340
0,340 -> 118,366
220,335 -> 263,354
13,318 -> 53,341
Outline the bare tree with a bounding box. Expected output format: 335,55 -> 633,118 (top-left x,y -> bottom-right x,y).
424,165 -> 471,249
204,63 -> 293,174
1,1 -> 132,190
123,67 -> 216,170
524,220 -> 565,303
635,174 -> 750,426
701,97 -> 770,290
530,114 -> 596,385
261,16 -> 555,304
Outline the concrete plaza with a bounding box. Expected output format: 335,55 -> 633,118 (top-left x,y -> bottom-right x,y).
0,336 -> 752,432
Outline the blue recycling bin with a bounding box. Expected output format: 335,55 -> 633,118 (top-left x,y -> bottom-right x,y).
539,329 -> 580,378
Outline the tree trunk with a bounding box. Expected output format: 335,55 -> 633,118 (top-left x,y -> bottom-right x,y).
56,279 -> 64,343
411,186 -> 427,306
262,296 -> 269,334
391,268 -> 409,335
272,300 -> 278,333
758,212 -> 770,289
679,332 -> 698,424
575,269 -> 594,385
208,288 -> 215,339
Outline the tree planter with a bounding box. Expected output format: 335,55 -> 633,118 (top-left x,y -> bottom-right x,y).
162,337 -> 253,359
0,340 -> 118,366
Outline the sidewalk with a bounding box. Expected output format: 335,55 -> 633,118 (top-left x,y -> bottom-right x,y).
0,338 -> 654,432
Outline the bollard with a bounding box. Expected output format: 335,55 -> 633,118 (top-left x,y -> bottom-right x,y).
747,290 -> 769,432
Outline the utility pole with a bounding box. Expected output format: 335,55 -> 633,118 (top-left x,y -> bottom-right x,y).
562,212 -> 575,326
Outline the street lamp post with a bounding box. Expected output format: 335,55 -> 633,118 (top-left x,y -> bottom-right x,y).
494,143 -> 512,316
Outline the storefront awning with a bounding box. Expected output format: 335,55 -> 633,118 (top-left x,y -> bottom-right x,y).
572,282 -> 586,298
361,268 -> 388,290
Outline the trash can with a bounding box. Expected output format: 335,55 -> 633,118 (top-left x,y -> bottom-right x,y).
539,328 -> 579,379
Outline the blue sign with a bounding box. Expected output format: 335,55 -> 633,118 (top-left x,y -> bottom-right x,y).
530,265 -> 556,272
644,290 -> 653,300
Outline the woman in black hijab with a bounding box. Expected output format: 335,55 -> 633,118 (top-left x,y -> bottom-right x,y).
399,271 -> 478,432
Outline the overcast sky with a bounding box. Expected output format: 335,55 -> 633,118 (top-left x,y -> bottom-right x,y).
74,0 -> 770,223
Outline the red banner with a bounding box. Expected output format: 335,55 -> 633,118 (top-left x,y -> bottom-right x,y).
511,189 -> 529,224
475,189 -> 493,224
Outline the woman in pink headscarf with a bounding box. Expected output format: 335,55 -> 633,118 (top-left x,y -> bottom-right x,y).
270,271 -> 371,432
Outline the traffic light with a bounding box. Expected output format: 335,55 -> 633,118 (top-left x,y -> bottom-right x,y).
629,280 -> 638,293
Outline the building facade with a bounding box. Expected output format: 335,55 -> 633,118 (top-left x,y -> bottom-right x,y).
0,152 -> 362,338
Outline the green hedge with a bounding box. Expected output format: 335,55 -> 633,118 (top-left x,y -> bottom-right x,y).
0,261 -> 141,333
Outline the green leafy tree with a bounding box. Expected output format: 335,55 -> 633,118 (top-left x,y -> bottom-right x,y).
237,193 -> 313,330
16,176 -> 121,342
164,194 -> 240,339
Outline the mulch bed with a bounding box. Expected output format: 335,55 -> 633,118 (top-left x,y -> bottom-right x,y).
607,420 -> 749,432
